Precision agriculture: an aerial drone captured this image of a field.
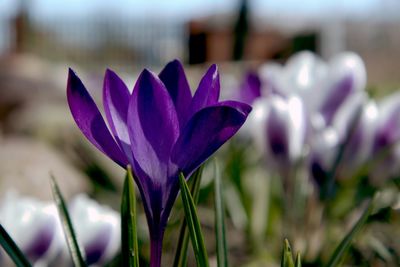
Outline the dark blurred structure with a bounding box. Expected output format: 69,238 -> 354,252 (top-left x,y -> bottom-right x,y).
188,21 -> 207,64
233,0 -> 249,61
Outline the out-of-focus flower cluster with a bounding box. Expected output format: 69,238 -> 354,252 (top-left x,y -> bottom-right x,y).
0,192 -> 120,266
237,51 -> 400,186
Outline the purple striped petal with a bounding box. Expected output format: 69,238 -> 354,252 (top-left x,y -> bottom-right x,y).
67,68 -> 128,167
103,69 -> 132,161
320,75 -> 353,125
130,157 -> 169,240
25,220 -> 55,261
171,104 -> 249,175
159,60 -> 192,128
190,64 -> 220,116
374,105 -> 400,151
84,224 -> 112,265
266,103 -> 289,159
127,69 -> 179,183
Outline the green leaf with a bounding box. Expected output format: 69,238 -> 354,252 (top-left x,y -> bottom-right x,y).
50,175 -> 87,267
178,172 -> 209,267
281,239 -> 294,267
214,160 -> 228,267
0,224 -> 32,267
121,166 -> 140,267
173,166 -> 204,267
294,252 -> 302,267
325,200 -> 374,267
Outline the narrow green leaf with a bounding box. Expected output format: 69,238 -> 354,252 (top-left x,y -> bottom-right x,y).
173,166 -> 204,267
178,173 -> 209,267
214,161 -> 228,267
325,200 -> 374,267
50,175 -> 87,267
295,252 -> 302,267
121,166 -> 140,267
0,224 -> 32,267
281,239 -> 294,267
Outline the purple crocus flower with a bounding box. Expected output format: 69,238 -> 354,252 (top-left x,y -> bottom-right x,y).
67,60 -> 251,266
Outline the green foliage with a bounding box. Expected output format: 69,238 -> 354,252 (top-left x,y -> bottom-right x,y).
178,173 -> 209,267
281,239 -> 294,267
0,224 -> 32,267
121,166 -> 140,267
325,200 -> 374,267
50,175 -> 87,267
173,166 -> 204,267
214,160 -> 229,267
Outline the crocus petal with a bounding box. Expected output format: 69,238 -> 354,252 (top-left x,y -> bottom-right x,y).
310,128 -> 339,186
103,69 -> 132,161
320,75 -> 354,125
127,69 -> 179,184
25,222 -> 55,261
243,98 -> 271,151
218,100 -> 252,115
171,104 -> 249,175
330,92 -> 366,141
238,71 -> 261,105
265,98 -> 289,160
329,52 -> 366,93
287,97 -> 307,161
159,60 -> 192,127
374,92 -> 400,150
285,51 -> 327,94
259,62 -> 284,96
190,64 -> 220,115
66,68 -> 128,167
84,225 -> 112,265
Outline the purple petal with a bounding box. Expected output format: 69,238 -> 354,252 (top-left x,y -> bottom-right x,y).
238,71 -> 261,105
84,224 -> 112,265
266,105 -> 289,159
190,64 -> 220,116
217,100 -> 252,116
171,104 -> 249,175
103,69 -> 132,161
130,158 -> 169,238
25,220 -> 55,261
159,60 -> 192,127
67,68 -> 128,167
127,69 -> 179,184
320,75 -> 353,125
374,105 -> 400,151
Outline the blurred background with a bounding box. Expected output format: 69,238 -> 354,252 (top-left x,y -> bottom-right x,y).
1,0 -> 400,80
1,0 -> 400,266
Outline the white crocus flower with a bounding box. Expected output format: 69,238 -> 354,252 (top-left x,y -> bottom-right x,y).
259,51 -> 366,131
0,191 -> 63,266
248,95 -> 307,175
0,192 -> 120,267
63,194 -> 121,266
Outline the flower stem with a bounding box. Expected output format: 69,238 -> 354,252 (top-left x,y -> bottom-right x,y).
150,233 -> 164,267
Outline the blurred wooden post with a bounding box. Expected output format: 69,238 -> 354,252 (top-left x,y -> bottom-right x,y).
12,0 -> 28,55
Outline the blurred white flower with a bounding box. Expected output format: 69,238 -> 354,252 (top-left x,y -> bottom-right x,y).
0,191 -> 120,267
0,191 -> 63,266
259,51 -> 366,131
247,95 -> 307,174
67,194 -> 120,266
